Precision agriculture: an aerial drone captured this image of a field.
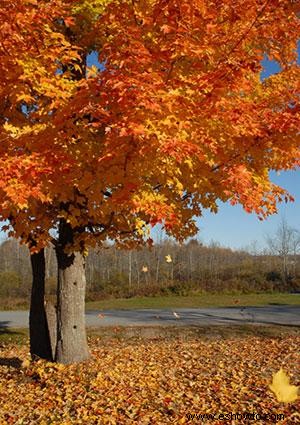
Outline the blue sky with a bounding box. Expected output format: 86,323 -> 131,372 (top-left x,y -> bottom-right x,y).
193,170 -> 300,251
151,169 -> 300,251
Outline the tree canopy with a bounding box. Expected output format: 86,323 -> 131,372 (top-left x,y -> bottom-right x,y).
1,0 -> 299,251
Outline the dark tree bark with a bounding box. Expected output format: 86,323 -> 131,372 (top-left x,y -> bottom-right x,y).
29,249 -> 53,361
55,220 -> 90,364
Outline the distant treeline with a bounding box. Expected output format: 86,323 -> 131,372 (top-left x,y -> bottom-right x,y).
0,237 -> 299,301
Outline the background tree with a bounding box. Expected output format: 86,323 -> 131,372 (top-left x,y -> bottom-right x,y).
266,218 -> 300,286
0,0 -> 299,363
1,234 -> 299,302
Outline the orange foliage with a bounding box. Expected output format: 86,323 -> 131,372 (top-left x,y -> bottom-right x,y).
0,0 -> 299,250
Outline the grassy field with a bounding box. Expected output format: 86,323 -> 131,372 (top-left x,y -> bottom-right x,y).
0,292 -> 299,311
0,327 -> 28,345
85,292 -> 300,310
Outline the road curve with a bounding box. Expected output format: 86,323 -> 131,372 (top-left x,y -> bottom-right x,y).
0,305 -> 299,329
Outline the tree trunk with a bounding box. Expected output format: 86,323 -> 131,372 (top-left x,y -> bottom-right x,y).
128,251 -> 132,290
45,301 -> 57,361
282,255 -> 289,287
29,249 -> 53,361
55,220 -> 90,364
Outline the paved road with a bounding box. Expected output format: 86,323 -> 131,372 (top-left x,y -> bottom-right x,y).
0,306 -> 299,329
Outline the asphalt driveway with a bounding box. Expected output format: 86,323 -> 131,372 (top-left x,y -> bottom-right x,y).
0,305 -> 299,329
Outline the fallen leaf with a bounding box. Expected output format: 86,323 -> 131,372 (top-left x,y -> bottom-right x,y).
269,368 -> 299,403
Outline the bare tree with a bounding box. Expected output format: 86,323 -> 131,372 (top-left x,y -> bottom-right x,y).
266,218 -> 300,285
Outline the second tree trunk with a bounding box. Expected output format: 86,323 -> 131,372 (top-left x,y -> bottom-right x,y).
55,221 -> 90,364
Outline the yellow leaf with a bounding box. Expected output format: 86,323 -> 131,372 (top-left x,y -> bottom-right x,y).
21,359 -> 31,368
184,159 -> 193,170
87,65 -> 98,78
16,93 -> 35,103
269,368 -> 299,403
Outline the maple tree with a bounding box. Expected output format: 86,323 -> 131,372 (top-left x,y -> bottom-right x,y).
0,0 -> 299,363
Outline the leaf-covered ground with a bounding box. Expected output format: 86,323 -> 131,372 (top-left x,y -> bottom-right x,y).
0,333 -> 299,424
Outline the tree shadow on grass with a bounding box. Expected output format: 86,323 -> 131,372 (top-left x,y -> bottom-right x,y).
0,321 -> 10,331
0,321 -> 24,336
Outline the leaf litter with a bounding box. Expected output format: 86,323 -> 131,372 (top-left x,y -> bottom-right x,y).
0,335 -> 299,424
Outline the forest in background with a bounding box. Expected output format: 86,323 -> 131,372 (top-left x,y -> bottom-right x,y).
1,221 -> 299,303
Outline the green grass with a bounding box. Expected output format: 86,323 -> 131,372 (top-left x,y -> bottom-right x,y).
0,292 -> 299,312
85,292 -> 300,310
0,328 -> 28,345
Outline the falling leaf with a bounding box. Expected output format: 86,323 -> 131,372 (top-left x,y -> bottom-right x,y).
165,255 -> 172,263
142,265 -> 148,272
269,368 -> 299,403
